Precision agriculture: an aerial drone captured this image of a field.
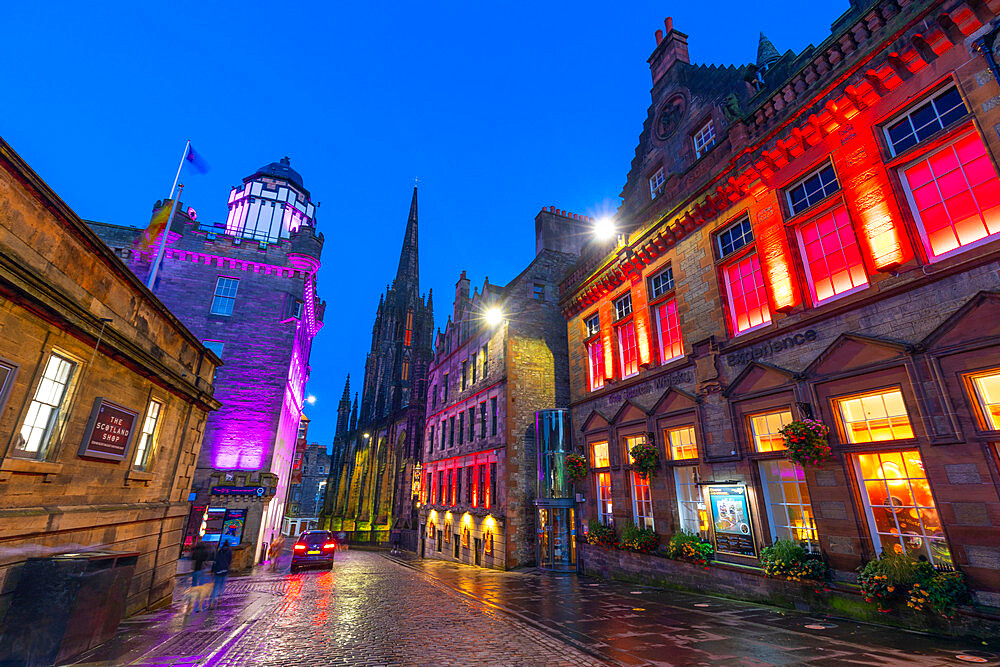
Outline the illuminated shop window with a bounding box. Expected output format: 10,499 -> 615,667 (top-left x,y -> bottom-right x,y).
758,460 -> 818,552
971,371 -> 1000,430
837,388 -> 914,443
787,163 -> 840,216
666,426 -> 698,460
900,131 -> 1000,261
797,205 -> 869,304
617,321 -> 639,378
623,433 -> 646,464
591,441 -> 610,468
717,217 -> 754,258
749,410 -> 793,453
586,339 -> 605,391
724,252 -> 771,335
133,399 -> 163,470
674,466 -> 708,538
597,472 -> 613,526
631,472 -> 654,530
17,353 -> 77,457
648,266 -> 674,299
649,167 -> 666,199
693,120 -> 717,159
654,298 -> 683,363
855,450 -> 952,566
210,277 -> 239,316
885,86 -> 967,157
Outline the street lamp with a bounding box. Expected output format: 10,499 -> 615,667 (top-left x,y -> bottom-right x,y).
484,306 -> 504,327
306,395 -> 317,405
593,216 -> 616,241
363,432 -> 370,439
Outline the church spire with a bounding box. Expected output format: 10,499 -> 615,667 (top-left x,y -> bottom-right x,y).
394,187 -> 419,293
757,32 -> 780,70
335,374 -> 352,439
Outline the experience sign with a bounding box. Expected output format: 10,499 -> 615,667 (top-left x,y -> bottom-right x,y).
78,398 -> 139,462
708,484 -> 757,557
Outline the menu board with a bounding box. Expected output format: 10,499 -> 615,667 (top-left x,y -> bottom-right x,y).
708,484 -> 756,557
78,398 -> 139,461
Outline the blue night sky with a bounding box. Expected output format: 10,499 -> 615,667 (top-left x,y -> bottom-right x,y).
3,2 -> 846,448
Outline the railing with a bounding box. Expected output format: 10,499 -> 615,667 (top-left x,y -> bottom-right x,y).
333,529 -> 418,552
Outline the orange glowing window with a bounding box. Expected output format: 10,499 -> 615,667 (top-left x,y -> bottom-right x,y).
854,450 -> 952,566
723,252 -> 771,335
900,132 -> 1000,262
750,410 -> 793,453
596,472 -> 613,525
623,434 -> 647,464
617,321 -> 639,378
797,206 -> 869,304
591,441 -> 610,468
401,360 -> 409,381
666,425 -> 698,460
586,339 -> 604,391
970,371 -> 1000,430
404,310 -> 413,346
654,299 -> 683,363
837,388 -> 914,443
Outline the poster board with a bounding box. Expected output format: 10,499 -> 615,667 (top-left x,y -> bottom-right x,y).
708,484 -> 757,557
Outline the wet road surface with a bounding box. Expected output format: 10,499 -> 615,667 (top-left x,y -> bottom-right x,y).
72,550 -> 1000,666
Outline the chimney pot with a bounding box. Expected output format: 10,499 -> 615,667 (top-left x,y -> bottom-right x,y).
664,16 -> 673,33
655,29 -> 663,44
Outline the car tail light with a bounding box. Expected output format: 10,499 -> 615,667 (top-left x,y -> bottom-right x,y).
322,542 -> 336,550
293,543 -> 306,551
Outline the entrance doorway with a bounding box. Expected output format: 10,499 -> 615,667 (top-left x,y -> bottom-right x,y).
536,504 -> 576,571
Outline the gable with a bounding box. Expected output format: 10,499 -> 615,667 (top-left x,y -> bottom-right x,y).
805,333 -> 910,377
650,387 -> 698,414
923,291 -> 1000,350
581,410 -> 611,433
725,362 -> 795,397
612,400 -> 649,424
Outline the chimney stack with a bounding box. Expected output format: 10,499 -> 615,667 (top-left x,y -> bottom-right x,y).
648,16 -> 690,85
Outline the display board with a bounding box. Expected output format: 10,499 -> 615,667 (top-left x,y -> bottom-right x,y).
708,484 -> 757,557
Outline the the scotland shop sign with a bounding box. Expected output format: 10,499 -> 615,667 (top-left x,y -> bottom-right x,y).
78,398 -> 139,461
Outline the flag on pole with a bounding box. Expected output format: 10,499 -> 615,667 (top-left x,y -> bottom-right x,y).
139,200 -> 173,251
185,145 -> 210,174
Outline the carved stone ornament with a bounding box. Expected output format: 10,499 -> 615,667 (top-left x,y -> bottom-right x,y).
655,94 -> 687,141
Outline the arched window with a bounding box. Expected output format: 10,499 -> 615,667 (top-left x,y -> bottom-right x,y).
404,309 -> 414,346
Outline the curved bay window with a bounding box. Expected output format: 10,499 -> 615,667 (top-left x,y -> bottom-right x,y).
854,450 -> 952,566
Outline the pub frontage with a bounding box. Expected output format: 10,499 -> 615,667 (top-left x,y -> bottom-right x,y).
562,0 -> 1000,608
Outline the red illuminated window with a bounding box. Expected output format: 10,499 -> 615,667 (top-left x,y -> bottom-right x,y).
723,252 -> 771,335
654,298 -> 683,363
586,339 -> 604,391
617,321 -> 639,378
404,309 -> 413,346
450,469 -> 457,505
796,205 -> 869,304
900,131 -> 1000,261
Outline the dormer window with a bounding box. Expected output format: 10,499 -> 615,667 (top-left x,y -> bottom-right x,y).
693,121 -> 716,159
649,167 -> 666,200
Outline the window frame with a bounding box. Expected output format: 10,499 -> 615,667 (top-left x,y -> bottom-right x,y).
882,83 -> 969,159
758,459 -> 819,553
747,408 -> 794,455
132,397 -> 165,471
793,201 -> 870,306
210,276 -> 240,316
648,166 -> 666,200
14,351 -> 80,460
966,368 -> 1000,432
715,215 -> 755,261
647,266 -> 674,301
674,465 -> 707,538
833,386 -> 916,445
692,119 -> 717,159
590,440 -> 610,468
630,471 -> 655,530
784,161 -> 841,217
664,425 -> 698,461
721,248 -> 772,337
596,471 -> 613,526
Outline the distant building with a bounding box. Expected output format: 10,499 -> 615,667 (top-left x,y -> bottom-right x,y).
89,157 -> 324,562
563,2 -> 1000,607
324,188 -> 433,539
0,136 -> 220,616
284,441 -> 331,536
418,208 -> 587,569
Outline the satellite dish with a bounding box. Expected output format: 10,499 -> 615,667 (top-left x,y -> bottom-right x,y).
187,207 -> 197,221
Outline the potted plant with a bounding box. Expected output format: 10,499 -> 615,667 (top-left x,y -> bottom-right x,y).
777,419 -> 833,467
629,440 -> 660,479
666,530 -> 714,567
858,551 -> 967,617
565,453 -> 588,483
586,519 -> 617,549
620,522 -> 659,553
759,539 -> 827,582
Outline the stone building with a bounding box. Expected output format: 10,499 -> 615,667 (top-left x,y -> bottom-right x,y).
89,158 -> 324,563
324,188 -> 434,538
419,208 -> 587,569
562,1 -> 1000,606
0,137 -> 220,615
284,441 -> 331,536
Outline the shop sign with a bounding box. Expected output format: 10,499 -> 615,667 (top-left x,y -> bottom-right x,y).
597,369 -> 694,408
725,329 -> 818,367
211,485 -> 268,497
78,398 -> 139,461
708,484 -> 757,557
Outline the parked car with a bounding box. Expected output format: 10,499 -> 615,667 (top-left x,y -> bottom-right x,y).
290,530 -> 336,572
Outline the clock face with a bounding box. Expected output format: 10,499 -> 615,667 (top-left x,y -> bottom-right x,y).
655,94 -> 687,141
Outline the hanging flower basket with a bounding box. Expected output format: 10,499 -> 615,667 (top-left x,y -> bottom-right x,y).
778,419 -> 833,467
629,440 -> 659,479
565,453 -> 588,483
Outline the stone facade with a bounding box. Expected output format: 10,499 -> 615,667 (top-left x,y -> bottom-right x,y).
0,137 -> 220,616
89,158 -> 324,563
561,1 -> 1000,606
418,209 -> 587,569
324,188 -> 434,536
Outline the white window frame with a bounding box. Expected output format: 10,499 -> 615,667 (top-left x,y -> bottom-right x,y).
836,388 -> 914,444
794,204 -> 869,305
970,370 -> 1000,430
631,472 -> 654,530
616,321 -> 639,379
649,167 -> 666,199
648,266 -> 674,300
749,409 -> 793,453
883,85 -> 968,158
596,471 -> 613,526
210,277 -> 240,316
16,352 -> 78,458
722,251 -> 772,336
584,313 -> 600,337
693,120 -> 717,159
133,398 -> 164,470
665,425 -> 698,460
716,216 -> 754,259
786,163 -> 840,216
674,466 -> 705,537
653,298 -> 683,364
758,459 -> 819,552
613,293 -> 632,320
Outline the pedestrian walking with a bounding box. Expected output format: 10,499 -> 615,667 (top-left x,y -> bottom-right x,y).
191,539 -> 210,586
268,533 -> 285,571
210,540 -> 232,609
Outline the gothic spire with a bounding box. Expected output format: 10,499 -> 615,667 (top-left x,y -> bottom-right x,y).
757,32 -> 780,70
341,374 -> 351,401
394,187 -> 419,293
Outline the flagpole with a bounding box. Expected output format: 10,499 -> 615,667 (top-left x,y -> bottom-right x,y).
147,140 -> 190,289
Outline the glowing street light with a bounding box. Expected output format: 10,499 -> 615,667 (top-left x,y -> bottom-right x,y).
484,306 -> 504,326
306,395 -> 317,405
593,216 -> 616,241
363,432 -> 371,439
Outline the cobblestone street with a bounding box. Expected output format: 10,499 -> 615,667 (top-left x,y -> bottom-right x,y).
73,550 -> 1000,666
